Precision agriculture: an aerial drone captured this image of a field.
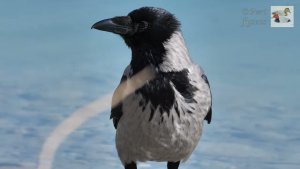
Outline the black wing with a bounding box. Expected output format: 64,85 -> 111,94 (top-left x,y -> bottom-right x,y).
201,74 -> 212,124
110,74 -> 127,129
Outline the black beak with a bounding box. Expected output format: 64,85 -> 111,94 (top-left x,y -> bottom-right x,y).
91,16 -> 134,35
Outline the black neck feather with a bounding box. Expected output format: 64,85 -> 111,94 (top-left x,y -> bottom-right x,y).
130,44 -> 166,75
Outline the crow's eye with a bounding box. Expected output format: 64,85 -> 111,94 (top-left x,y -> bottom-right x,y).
136,21 -> 149,33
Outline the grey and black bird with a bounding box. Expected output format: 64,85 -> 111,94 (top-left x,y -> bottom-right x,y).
92,7 -> 212,169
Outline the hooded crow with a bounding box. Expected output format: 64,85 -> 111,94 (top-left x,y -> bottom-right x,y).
92,7 -> 212,169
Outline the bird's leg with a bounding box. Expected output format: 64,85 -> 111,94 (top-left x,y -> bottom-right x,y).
167,161 -> 180,169
125,162 -> 137,169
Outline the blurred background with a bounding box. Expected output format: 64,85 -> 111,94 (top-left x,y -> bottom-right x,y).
0,0 -> 299,169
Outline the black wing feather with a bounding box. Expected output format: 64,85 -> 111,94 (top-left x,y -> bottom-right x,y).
202,74 -> 212,124
111,103 -> 123,129
110,74 -> 127,129
205,106 -> 212,124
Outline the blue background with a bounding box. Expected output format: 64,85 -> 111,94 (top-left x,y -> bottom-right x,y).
0,0 -> 299,169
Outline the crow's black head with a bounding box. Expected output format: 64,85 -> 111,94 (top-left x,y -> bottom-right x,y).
92,7 -> 180,48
